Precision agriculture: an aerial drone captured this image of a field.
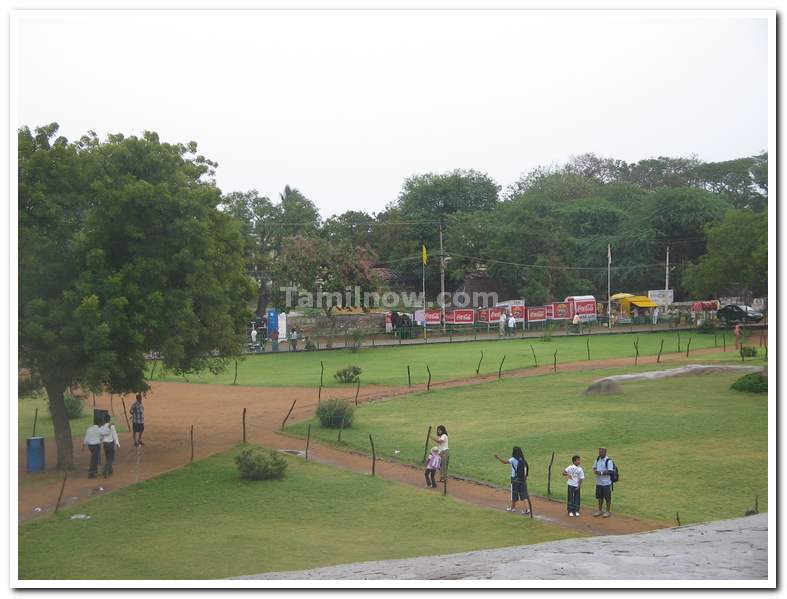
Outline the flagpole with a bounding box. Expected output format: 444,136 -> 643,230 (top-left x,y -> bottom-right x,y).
607,244 -> 612,329
422,259 -> 427,341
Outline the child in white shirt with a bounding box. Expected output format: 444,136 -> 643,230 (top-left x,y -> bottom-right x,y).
562,455 -> 585,517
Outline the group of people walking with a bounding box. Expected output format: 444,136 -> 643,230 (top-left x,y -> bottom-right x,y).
82,393 -> 146,478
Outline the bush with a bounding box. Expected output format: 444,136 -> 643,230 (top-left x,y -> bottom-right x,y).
740,346 -> 758,358
316,398 -> 355,428
730,372 -> 767,393
304,337 -> 317,351
334,365 -> 362,383
540,324 -> 554,342
47,393 -> 84,420
348,328 -> 364,353
235,446 -> 288,480
18,370 -> 42,397
697,319 -> 717,334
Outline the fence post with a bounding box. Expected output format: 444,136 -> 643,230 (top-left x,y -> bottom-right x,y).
657,339 -> 664,363
369,434 -> 376,476
443,456 -> 448,496
530,344 -> 538,368
242,407 -> 247,443
426,365 -> 432,391
686,337 -> 692,357
723,332 -> 727,352
586,337 -> 590,361
232,359 -> 239,385
476,351 -> 484,375
677,331 -> 681,353
305,424 -> 311,461
355,378 -> 360,406
422,426 -> 432,464
407,365 -> 411,388
281,399 -> 297,430
547,451 -> 555,496
190,425 -> 195,463
120,397 -> 132,433
498,356 -> 506,379
53,471 -> 68,514
320,361 -> 324,387
553,349 -> 558,373
32,408 -> 38,437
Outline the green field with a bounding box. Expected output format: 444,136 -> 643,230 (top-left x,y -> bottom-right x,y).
18,447 -> 575,580
287,360 -> 768,523
18,392 -> 127,444
148,330 -> 730,388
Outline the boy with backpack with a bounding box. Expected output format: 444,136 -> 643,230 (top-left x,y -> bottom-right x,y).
592,447 -> 618,518
494,447 -> 530,515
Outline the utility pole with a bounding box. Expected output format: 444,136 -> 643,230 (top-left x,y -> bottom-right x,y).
607,244 -> 612,329
439,223 -> 446,332
665,245 -> 670,290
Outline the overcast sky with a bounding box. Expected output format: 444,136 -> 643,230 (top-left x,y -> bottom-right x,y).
16,10 -> 769,218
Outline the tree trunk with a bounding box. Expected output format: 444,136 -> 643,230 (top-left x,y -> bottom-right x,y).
45,383 -> 74,470
256,284 -> 269,318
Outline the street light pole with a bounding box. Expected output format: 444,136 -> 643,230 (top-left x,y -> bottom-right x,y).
439,223 -> 446,333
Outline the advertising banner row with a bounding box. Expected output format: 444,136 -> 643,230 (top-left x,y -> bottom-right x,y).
421,296 -> 598,325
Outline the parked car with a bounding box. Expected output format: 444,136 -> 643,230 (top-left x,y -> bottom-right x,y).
716,304 -> 764,324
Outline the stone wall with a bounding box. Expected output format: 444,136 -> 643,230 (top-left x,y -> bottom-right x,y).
288,312 -> 386,335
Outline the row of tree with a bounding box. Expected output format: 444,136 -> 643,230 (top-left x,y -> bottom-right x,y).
223,153 -> 768,312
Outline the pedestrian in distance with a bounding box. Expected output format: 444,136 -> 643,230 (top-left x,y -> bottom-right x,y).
82,421 -> 103,479
130,393 -> 145,447
734,323 -> 744,349
498,312 -> 507,336
424,447 -> 441,488
562,455 -> 585,517
494,446 -> 530,515
289,328 -> 299,351
99,413 -> 120,477
430,425 -> 449,482
592,447 -> 615,518
507,314 -> 516,336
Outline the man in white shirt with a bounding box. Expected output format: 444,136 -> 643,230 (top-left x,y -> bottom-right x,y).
592,447 -> 615,518
83,422 -> 104,479
498,313 -> 507,336
562,455 -> 585,517
507,315 -> 516,336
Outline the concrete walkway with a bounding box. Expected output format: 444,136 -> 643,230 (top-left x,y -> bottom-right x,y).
236,514 -> 768,580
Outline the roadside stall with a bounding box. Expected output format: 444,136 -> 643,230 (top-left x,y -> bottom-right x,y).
691,300 -> 720,327
610,293 -> 658,324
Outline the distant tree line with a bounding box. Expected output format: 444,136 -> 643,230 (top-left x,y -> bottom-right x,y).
223,152 -> 768,311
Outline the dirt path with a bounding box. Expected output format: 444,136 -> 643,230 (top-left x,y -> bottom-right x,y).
18,347 -> 733,533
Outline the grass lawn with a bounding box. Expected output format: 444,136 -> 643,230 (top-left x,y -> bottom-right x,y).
18,447 -> 575,580
287,359 -> 768,524
148,330 -> 729,388
18,392 -> 127,444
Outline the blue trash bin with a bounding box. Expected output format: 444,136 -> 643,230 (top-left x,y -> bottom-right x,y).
27,436 -> 45,473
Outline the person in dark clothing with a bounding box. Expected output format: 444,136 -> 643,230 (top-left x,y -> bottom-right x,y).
100,414 -> 120,477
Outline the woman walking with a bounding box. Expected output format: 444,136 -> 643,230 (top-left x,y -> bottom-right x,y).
430,425 -> 449,482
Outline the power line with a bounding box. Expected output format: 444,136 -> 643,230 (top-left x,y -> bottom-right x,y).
447,252 -> 680,272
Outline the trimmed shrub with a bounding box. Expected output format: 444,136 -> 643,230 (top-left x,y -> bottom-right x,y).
235,446 -> 288,481
334,365 -> 362,383
730,372 -> 767,394
316,398 -> 355,429
304,337 -> 317,351
348,329 -> 364,353
740,346 -> 758,357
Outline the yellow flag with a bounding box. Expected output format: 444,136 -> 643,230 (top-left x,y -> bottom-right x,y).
422,244 -> 428,265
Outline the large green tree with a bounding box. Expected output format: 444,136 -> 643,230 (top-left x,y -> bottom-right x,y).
682,211 -> 768,298
19,125 -> 255,468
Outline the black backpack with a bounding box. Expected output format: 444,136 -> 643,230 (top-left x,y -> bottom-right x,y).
606,458 -> 619,483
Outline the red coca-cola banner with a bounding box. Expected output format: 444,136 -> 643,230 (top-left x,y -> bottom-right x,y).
452,309 -> 475,324
489,307 -> 506,322
425,309 -> 442,325
552,302 -> 572,320
545,304 -> 554,319
574,300 -> 596,316
527,306 -> 547,322
511,305 -> 526,321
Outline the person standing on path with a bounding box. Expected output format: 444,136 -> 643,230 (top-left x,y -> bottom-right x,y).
130,393 -> 145,447
430,425 -> 449,481
734,323 -> 744,349
99,414 -> 120,477
82,421 -> 103,479
424,447 -> 441,488
562,455 -> 584,517
592,447 -> 614,518
289,328 -> 299,351
494,446 -> 530,514
507,314 -> 516,337
499,313 -> 506,336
